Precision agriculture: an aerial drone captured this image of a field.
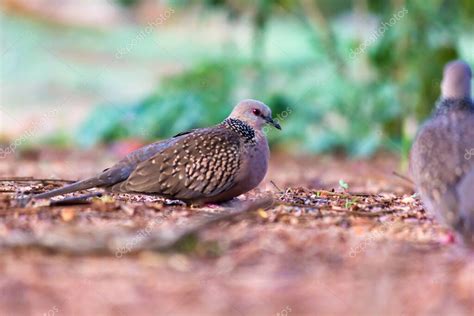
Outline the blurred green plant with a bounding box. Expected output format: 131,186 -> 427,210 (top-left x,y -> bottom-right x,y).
76,0 -> 473,159
79,59 -> 237,146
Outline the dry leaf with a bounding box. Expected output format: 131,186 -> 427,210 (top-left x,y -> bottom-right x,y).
60,208 -> 76,222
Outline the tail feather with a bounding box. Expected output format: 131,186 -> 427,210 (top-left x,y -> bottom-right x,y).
33,177 -> 105,200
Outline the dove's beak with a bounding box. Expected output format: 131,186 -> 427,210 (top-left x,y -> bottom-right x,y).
266,116 -> 281,130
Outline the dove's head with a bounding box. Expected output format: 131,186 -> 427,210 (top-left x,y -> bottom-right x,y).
228,99 -> 281,131
441,60 -> 472,100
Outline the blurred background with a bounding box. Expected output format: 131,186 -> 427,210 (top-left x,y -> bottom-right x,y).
1,0 -> 473,161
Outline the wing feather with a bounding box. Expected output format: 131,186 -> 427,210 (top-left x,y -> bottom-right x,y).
120,126 -> 242,201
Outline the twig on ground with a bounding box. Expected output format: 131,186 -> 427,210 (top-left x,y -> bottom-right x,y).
0,197 -> 273,255
392,171 -> 415,185
49,192 -> 103,206
270,180 -> 283,192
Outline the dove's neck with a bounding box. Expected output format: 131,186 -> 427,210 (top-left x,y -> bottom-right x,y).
223,118 -> 257,143
435,97 -> 474,116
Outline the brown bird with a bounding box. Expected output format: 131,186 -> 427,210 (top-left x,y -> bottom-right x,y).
31,99 -> 281,204
410,60 -> 474,247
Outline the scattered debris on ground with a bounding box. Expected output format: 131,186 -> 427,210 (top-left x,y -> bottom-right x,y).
0,150 -> 472,315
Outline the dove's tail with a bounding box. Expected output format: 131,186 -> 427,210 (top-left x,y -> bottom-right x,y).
32,177 -> 106,200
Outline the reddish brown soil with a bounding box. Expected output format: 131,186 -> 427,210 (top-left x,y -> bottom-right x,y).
0,149 -> 472,316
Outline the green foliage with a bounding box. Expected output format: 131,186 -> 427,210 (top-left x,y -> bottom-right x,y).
112,0 -> 140,7
77,0 -> 473,158
79,60 -> 239,146
339,179 -> 349,190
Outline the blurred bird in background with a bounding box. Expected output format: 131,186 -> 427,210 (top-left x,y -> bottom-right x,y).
410,60 -> 474,248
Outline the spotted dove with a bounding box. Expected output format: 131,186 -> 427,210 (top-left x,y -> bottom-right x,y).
410,60 -> 474,247
32,99 -> 281,204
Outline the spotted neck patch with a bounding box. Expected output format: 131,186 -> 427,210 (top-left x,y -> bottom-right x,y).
435,98 -> 474,116
223,118 -> 256,143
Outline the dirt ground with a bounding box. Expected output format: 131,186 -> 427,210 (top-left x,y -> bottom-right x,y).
0,149 -> 473,316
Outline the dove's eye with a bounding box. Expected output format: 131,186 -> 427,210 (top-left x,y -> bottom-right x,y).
252,108 -> 261,116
